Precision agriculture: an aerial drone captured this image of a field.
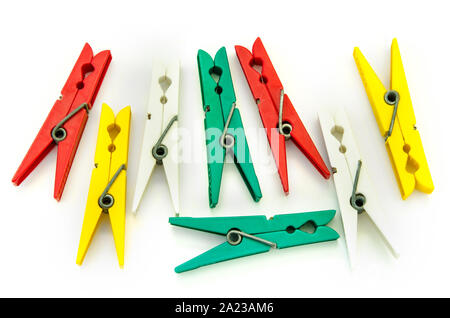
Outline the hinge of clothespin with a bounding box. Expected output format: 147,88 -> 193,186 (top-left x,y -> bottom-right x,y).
354,39 -> 434,199
12,43 -> 112,201
197,47 -> 262,208
132,60 -> 180,215
235,37 -> 330,194
318,109 -> 399,268
76,104 -> 131,267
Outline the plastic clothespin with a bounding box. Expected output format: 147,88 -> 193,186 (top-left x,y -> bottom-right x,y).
169,210 -> 339,273
12,43 -> 112,201
354,39 -> 434,199
198,47 -> 262,208
235,38 -> 330,194
318,109 -> 399,268
76,104 -> 131,267
132,61 -> 180,215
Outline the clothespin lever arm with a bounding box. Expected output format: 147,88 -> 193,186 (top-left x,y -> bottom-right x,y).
51,103 -> 90,143
152,115 -> 178,164
98,164 -> 126,211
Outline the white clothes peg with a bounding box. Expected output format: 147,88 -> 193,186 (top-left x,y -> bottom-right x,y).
132,61 -> 180,215
318,109 -> 399,268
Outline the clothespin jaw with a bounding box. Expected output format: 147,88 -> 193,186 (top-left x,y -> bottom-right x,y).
354,38 -> 434,199
12,43 -> 112,201
132,61 -> 180,215
169,210 -> 339,273
76,104 -> 131,267
318,109 -> 399,268
235,38 -> 330,195
197,47 -> 262,208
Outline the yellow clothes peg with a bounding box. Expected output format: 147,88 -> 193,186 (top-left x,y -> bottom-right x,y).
76,103 -> 131,267
354,39 -> 434,199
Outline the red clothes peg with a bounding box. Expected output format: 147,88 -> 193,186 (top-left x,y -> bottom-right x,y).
235,38 -> 330,194
12,43 -> 112,201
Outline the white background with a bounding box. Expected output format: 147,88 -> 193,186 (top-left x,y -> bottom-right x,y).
0,0 -> 449,297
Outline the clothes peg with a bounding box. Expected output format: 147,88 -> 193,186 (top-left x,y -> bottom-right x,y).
354,39 -> 434,199
198,47 -> 262,208
235,38 -> 330,194
132,61 -> 180,215
76,104 -> 131,267
318,109 -> 399,268
12,43 -> 111,201
169,210 -> 339,273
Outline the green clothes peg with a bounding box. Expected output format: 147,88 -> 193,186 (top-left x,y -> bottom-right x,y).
169,210 -> 339,273
197,47 -> 262,208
